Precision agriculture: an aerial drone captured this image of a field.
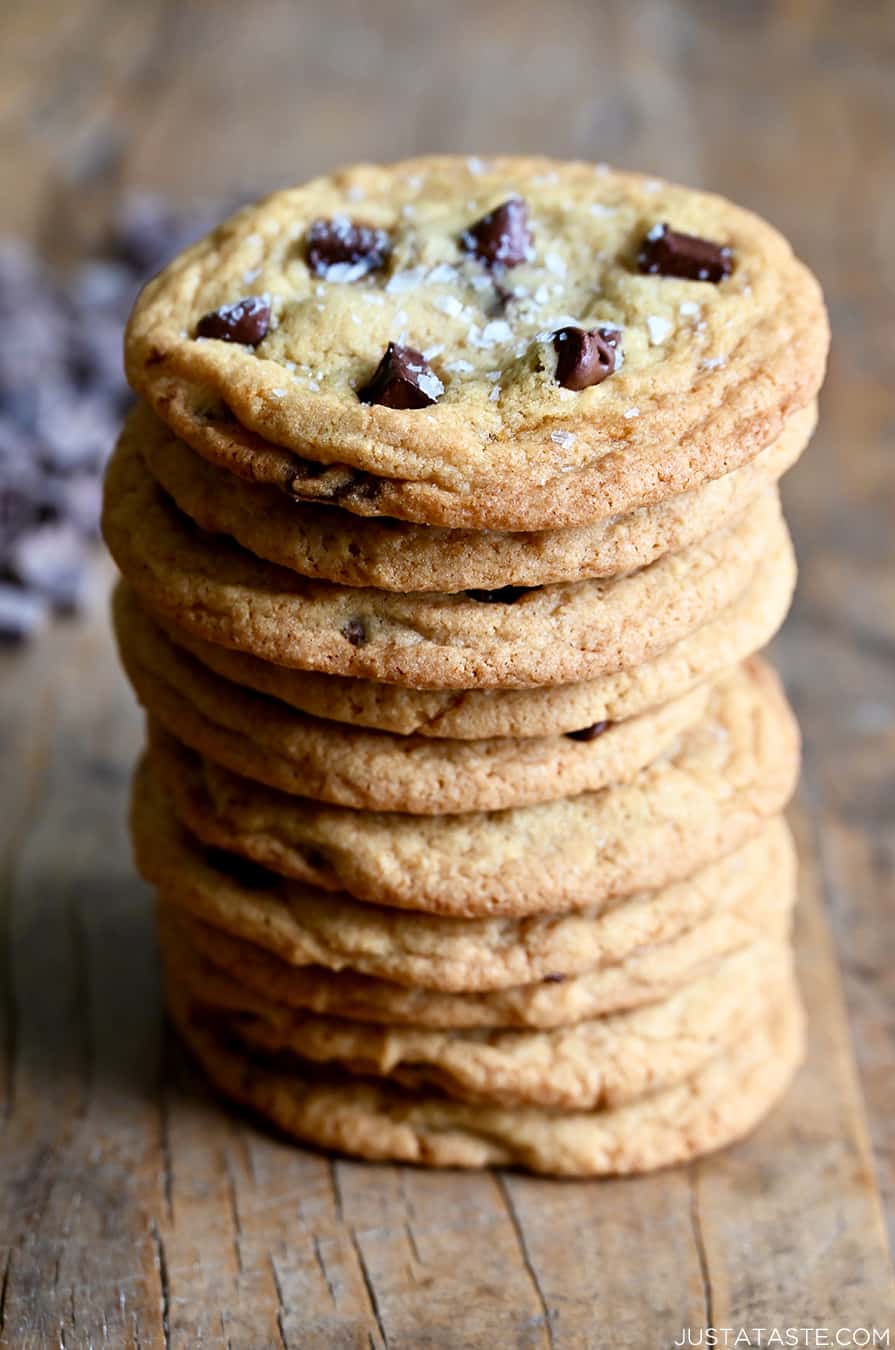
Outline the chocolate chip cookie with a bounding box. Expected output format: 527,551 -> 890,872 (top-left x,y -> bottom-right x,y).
125,156 -> 828,531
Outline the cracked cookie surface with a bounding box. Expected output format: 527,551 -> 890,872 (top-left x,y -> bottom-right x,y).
145,659 -> 800,917
102,435 -> 786,688
147,535 -> 795,738
114,584 -> 710,814
168,978 -> 804,1174
132,398 -> 814,591
164,931 -> 792,1110
133,767 -> 793,999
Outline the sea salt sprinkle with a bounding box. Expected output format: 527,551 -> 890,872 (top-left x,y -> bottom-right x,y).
646,315 -> 673,345
428,263 -> 459,284
469,320 -> 513,348
550,429 -> 576,449
623,407 -> 640,419
434,294 -> 464,317
417,370 -> 445,400
320,260 -> 370,284
386,267 -> 427,294
679,300 -> 701,317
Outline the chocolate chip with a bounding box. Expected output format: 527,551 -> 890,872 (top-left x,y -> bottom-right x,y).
461,198 -> 532,268
196,296 -> 270,345
542,973 -> 567,984
0,583 -> 48,643
286,460 -> 382,506
552,326 -> 620,391
637,224 -> 732,282
465,585 -> 533,604
358,344 -> 443,409
565,720 -> 610,742
306,218 -> 391,278
342,618 -> 368,646
10,523 -> 88,612
0,194 -> 265,644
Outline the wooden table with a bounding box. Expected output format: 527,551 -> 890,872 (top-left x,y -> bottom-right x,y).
2,1 -> 894,1344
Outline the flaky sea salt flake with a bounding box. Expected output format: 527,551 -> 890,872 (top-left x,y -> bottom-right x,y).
417,370 -> 445,400
647,315 -> 673,345
478,320 -> 513,346
434,294 -> 464,318
322,260 -> 370,284
428,264 -> 459,285
386,267 -> 427,294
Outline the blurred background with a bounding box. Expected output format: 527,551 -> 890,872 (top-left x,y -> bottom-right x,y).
0,0 -> 893,1336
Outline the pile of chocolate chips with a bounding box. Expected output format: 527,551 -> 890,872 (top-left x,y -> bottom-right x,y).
0,195 -> 227,642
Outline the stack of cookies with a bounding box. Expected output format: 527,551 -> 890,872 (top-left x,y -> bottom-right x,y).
102,157 -> 828,1175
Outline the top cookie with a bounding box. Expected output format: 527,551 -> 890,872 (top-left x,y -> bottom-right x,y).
125,156 -> 828,530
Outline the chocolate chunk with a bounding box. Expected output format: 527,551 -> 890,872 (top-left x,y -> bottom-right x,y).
637,224 -> 732,282
286,460 -> 382,506
565,720 -> 610,742
111,194 -> 184,274
306,218 -> 391,277
61,475 -> 103,538
10,523 -> 88,612
0,195 -> 272,645
461,198 -> 532,268
465,585 -> 533,604
0,583 -> 48,643
542,973 -> 567,984
196,296 -> 270,345
33,389 -> 120,473
342,618 -> 368,646
552,326 -> 620,391
358,344 -> 443,409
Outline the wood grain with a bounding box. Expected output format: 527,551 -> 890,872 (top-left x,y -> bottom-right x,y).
1,0 -> 893,1343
